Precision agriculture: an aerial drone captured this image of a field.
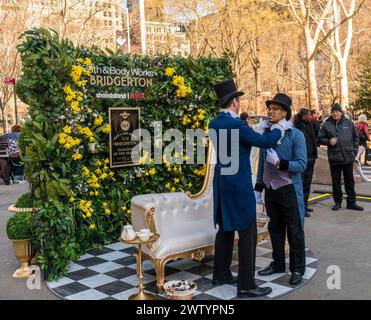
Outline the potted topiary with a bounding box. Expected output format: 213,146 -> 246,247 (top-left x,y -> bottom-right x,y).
6,212 -> 34,278
8,192 -> 37,213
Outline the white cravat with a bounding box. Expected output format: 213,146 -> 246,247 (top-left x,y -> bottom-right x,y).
221,109 -> 239,118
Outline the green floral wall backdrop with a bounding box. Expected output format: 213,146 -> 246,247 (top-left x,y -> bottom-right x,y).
16,28 -> 233,280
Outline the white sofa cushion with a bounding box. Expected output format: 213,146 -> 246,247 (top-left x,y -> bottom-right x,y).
141,217 -> 216,259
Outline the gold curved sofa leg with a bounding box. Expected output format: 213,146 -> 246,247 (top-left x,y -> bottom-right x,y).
152,259 -> 166,293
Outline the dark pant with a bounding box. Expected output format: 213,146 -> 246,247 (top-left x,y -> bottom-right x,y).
302,159 -> 316,208
364,145 -> 369,165
329,163 -> 356,205
213,212 -> 257,290
265,184 -> 306,275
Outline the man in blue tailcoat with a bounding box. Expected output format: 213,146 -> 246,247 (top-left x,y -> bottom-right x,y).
209,79 -> 283,298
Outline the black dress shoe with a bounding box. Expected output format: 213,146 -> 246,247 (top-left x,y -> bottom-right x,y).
332,203 -> 341,211
306,207 -> 314,212
289,272 -> 303,285
305,212 -> 311,217
346,203 -> 364,211
257,265 -> 284,276
212,276 -> 237,286
238,286 -> 272,298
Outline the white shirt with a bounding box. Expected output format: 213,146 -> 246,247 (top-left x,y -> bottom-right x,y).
221,109 -> 239,118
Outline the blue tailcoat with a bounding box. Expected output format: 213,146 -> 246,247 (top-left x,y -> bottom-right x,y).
209,112 -> 281,232
256,128 -> 307,230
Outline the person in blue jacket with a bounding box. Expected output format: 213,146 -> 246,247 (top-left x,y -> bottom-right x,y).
254,93 -> 307,286
209,80 -> 284,298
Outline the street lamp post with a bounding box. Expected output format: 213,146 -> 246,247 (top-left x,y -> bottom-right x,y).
4,76 -> 18,125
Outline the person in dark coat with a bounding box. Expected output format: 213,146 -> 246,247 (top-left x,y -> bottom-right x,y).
209,79 -> 283,298
310,110 -> 321,140
294,109 -> 318,217
318,103 -> 363,211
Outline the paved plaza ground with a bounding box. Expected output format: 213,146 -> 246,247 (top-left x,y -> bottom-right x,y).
1,180 -> 370,300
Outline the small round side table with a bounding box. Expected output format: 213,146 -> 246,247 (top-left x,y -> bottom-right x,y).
120,233 -> 160,300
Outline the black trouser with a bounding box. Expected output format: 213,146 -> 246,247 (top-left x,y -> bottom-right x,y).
213,204 -> 257,290
330,163 -> 356,205
302,159 -> 316,208
364,145 -> 369,165
265,184 -> 306,275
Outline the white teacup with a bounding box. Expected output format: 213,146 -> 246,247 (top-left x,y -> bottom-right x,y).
140,228 -> 150,235
138,232 -> 150,242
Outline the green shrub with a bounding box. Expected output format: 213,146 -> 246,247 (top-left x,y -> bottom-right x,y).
6,212 -> 33,240
15,192 -> 34,208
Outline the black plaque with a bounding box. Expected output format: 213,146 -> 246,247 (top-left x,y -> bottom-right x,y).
109,107 -> 140,168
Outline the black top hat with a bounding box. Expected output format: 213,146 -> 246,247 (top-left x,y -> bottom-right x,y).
266,93 -> 292,120
213,79 -> 244,107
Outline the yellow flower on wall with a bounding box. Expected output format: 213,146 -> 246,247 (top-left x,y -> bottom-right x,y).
165,67 -> 175,77
72,153 -> 82,160
94,115 -> 104,126
89,224 -> 95,230
172,75 -> 185,87
102,124 -> 111,134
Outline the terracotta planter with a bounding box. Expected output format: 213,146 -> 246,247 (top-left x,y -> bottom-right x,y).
11,239 -> 33,278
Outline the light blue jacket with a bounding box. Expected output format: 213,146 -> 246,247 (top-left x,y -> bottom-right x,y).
256,127 -> 307,230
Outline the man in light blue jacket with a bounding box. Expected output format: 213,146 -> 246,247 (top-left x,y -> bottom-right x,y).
254,93 -> 307,286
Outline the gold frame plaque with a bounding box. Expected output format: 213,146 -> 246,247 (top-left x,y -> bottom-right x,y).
108,107 -> 141,168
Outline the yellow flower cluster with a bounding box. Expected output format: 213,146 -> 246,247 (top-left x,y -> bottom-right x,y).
194,164 -> 207,176
181,108 -> 205,128
79,200 -> 93,219
121,205 -> 132,215
102,124 -> 111,134
165,67 -> 175,77
165,67 -> 192,99
77,125 -> 93,138
94,115 -> 104,126
139,150 -> 151,165
72,153 -> 82,160
181,115 -> 192,126
71,58 -> 93,87
87,174 -> 100,189
145,168 -> 156,176
165,182 -> 176,193
58,133 -> 81,150
82,159 -> 115,194
82,166 -> 90,176
176,85 -> 192,98
102,202 -> 111,216
172,75 -> 185,87
63,85 -> 83,113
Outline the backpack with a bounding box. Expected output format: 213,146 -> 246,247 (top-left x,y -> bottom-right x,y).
358,124 -> 367,146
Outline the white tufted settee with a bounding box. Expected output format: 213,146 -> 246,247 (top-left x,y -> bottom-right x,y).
130,144 -> 269,293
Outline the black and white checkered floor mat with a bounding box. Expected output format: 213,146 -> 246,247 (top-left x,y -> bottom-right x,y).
46,240 -> 317,300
